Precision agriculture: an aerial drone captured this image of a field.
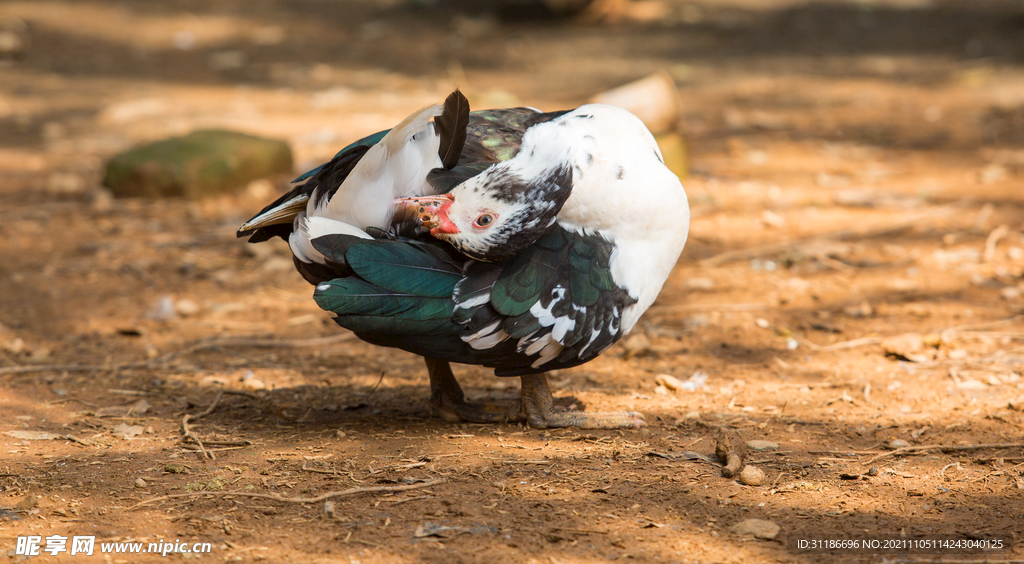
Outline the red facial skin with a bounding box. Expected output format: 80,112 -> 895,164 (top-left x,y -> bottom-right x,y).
431,200 -> 459,236
394,194 -> 459,236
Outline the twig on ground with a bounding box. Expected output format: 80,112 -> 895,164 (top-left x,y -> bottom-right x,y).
381,495 -> 434,505
863,443 -> 1024,466
181,445 -> 250,453
301,460 -> 339,475
181,391 -> 224,460
64,435 -> 93,447
798,336 -> 883,352
984,224 -> 1010,263
941,315 -> 1023,343
128,478 -> 443,510
800,315 -> 1022,356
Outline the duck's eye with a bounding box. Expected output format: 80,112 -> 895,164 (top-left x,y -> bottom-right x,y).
473,213 -> 496,228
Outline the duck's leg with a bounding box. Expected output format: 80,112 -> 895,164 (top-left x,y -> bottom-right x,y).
517,373 -> 645,429
425,358 -> 518,423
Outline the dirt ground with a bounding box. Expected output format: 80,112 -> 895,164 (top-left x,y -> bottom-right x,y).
2,0 -> 1024,562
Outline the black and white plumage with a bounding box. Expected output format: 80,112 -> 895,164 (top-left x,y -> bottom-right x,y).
238,91 -> 689,429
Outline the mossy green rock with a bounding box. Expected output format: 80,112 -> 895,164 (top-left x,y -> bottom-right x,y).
104,130 -> 293,199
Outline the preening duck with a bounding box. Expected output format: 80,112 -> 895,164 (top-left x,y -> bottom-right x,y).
238,91 -> 689,429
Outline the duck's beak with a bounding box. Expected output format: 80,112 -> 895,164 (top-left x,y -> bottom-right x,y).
394,194 -> 459,235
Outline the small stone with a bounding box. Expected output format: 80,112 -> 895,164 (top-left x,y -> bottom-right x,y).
90,188 -> 114,212
135,478 -> 147,488
887,439 -> 910,449
0,17 -> 30,60
654,385 -> 668,396
240,371 -> 266,390
739,465 -> 765,486
760,210 -> 785,228
174,298 -> 200,317
755,318 -> 770,329
882,333 -> 930,363
684,277 -> 715,290
208,50 -> 246,70
867,466 -> 879,476
654,373 -> 684,391
45,172 -> 85,195
324,500 -> 336,518
843,301 -> 874,318
146,296 -> 176,321
335,430 -> 346,439
729,519 -> 779,540
745,440 -> 779,452
684,411 -> 701,420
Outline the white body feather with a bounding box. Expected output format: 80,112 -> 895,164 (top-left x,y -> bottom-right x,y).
542,104 -> 690,334
290,104 -> 445,264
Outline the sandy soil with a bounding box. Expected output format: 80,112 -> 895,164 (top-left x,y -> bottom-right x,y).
1,0 -> 1024,562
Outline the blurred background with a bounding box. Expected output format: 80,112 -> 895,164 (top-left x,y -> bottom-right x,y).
3,0 -> 1023,180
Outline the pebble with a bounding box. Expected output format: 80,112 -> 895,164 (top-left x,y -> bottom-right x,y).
654,385 -> 668,396
324,500 -> 336,518
887,439 -> 910,449
654,373 -> 683,391
45,172 -> 85,195
739,465 -> 766,486
174,298 -> 200,317
684,277 -> 715,290
867,466 -> 879,477
746,440 -> 779,451
684,411 -> 701,420
729,519 -> 779,540
240,371 -> 266,390
135,478 -> 147,488
146,296 -> 176,321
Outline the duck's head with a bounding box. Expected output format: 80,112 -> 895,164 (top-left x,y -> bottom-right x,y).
396,164 -> 573,262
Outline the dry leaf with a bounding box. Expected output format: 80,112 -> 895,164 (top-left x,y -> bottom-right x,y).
113,423 -> 144,439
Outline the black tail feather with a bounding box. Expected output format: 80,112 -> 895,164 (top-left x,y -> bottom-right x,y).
435,90 -> 471,170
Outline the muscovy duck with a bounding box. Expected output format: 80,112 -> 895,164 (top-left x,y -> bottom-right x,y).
238,91 -> 689,429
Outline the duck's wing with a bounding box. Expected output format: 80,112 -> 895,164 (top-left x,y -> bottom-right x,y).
454,226 -> 637,376
307,225 -> 635,375
237,129 -> 386,242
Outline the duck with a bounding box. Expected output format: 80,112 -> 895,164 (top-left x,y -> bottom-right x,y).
238,91 -> 689,429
